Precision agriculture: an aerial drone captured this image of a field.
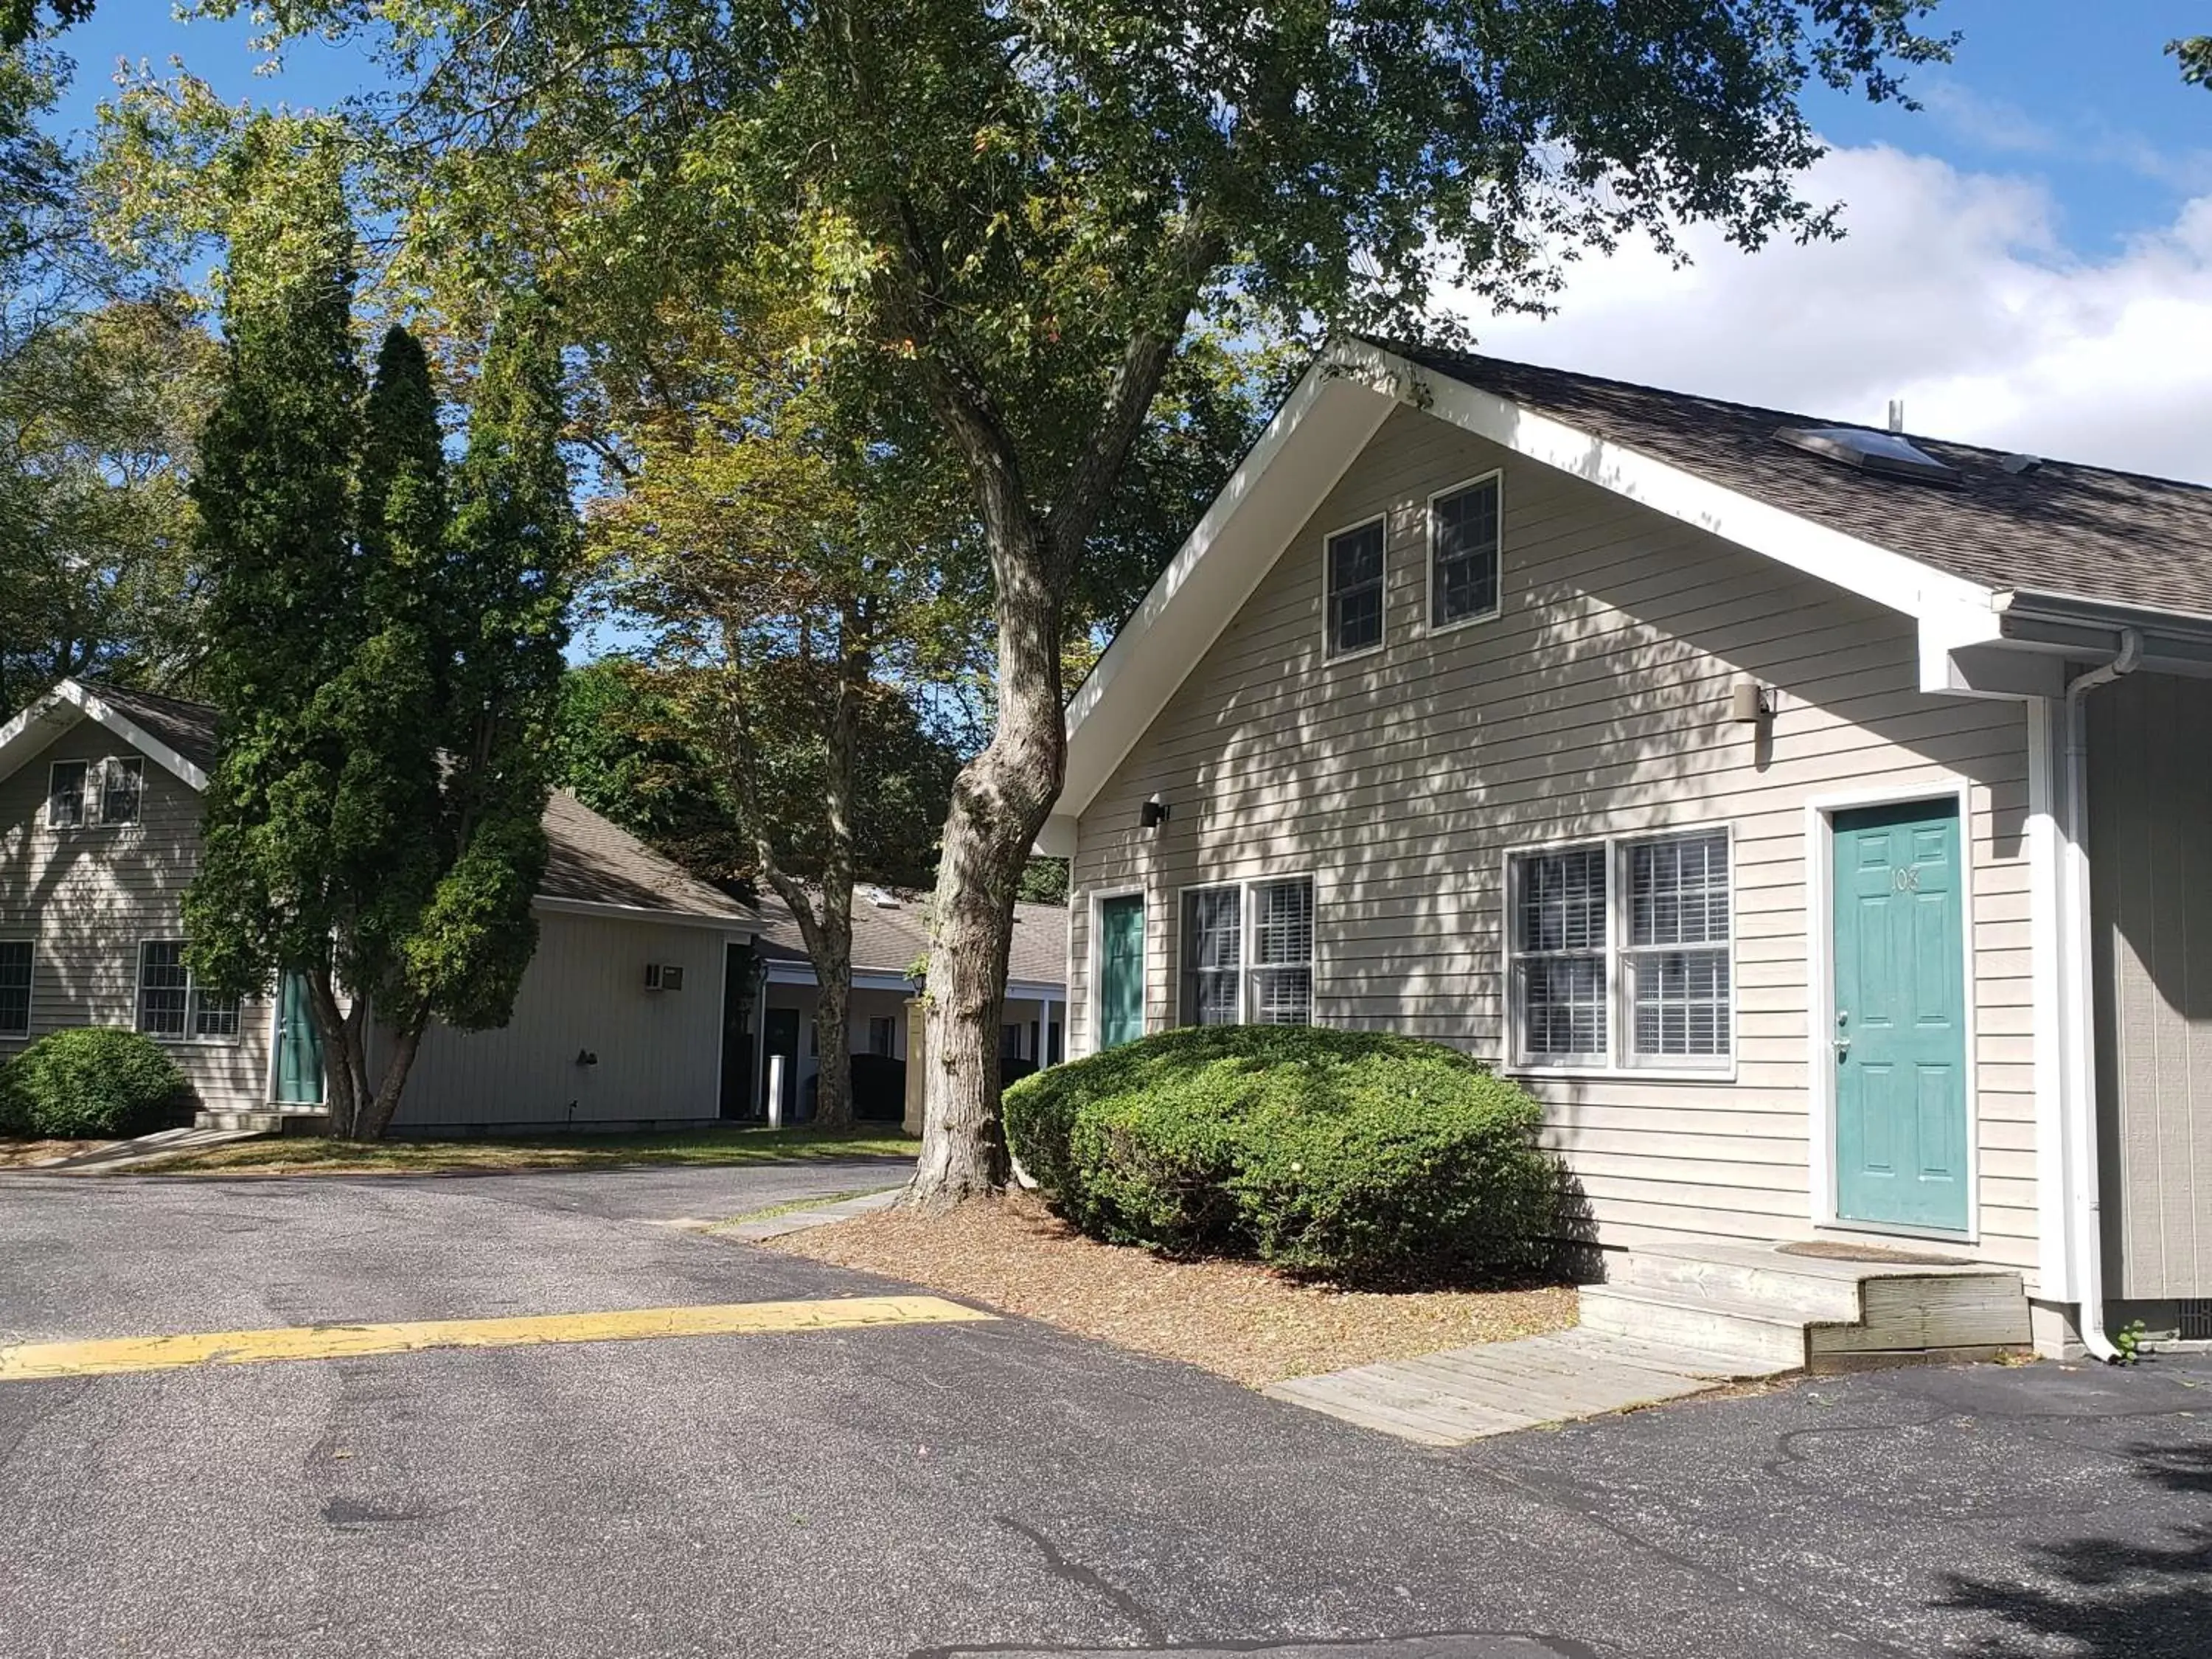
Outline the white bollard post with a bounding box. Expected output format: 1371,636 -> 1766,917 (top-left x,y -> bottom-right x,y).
767,1054 -> 786,1130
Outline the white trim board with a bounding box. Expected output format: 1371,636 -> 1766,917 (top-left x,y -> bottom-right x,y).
0,680 -> 209,796
1801,777 -> 1983,1246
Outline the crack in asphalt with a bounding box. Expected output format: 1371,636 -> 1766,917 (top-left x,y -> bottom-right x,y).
996,1514 -> 1171,1646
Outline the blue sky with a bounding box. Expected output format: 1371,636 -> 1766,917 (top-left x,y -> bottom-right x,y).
45,2 -> 2212,479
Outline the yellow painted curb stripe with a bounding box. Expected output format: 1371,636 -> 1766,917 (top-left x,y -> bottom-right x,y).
0,1295 -> 996,1382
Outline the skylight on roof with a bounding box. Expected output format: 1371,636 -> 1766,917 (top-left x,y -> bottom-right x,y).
1775,426 -> 1958,485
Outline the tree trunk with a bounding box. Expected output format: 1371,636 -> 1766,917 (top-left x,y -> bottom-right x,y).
908,533 -> 1064,1206
302,966 -> 373,1139
358,1012 -> 429,1141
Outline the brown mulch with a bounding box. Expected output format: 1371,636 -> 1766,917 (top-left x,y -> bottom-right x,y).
762,1189 -> 1577,1388
0,1138 -> 104,1169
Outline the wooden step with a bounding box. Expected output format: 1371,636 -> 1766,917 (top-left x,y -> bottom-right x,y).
1577,1282 -> 1813,1371
1610,1245 -> 1869,1322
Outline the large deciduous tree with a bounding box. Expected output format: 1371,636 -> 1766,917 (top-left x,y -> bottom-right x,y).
209,0 -> 1951,1197
184,149 -> 577,1138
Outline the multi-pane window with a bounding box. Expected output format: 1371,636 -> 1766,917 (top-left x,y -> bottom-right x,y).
0,940 -> 30,1039
137,941 -> 241,1043
1182,877 -> 1315,1027
1249,878 -> 1315,1025
1431,476 -> 1502,627
999,1023 -> 1025,1060
1508,831 -> 1731,1071
100,758 -> 144,826
868,1016 -> 897,1057
46,761 -> 87,827
1325,518 -> 1385,658
47,757 -> 144,828
1181,886 -> 1243,1026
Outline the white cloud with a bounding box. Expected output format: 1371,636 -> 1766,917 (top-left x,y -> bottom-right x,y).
1458,145 -> 2212,484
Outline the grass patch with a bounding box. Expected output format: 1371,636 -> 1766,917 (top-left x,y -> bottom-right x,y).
121,1125 -> 917,1178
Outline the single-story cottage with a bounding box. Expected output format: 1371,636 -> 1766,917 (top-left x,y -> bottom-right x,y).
751,886 -> 1066,1121
0,679 -> 1068,1133
1048,338 -> 2212,1360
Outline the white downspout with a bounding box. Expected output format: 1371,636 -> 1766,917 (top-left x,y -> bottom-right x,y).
2059,627 -> 2140,1363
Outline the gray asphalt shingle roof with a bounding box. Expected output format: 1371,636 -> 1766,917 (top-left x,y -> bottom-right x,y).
752,888 -> 1068,988
1383,342 -> 2212,621
72,683 -> 754,927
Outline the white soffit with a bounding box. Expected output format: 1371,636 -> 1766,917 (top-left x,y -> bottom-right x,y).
0,679 -> 210,794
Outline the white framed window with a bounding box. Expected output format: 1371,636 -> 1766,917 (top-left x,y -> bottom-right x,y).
1180,876 -> 1316,1027
46,760 -> 87,828
867,1015 -> 897,1057
46,757 -> 145,829
1324,517 -> 1385,659
136,941 -> 241,1044
1429,472 -> 1502,629
1506,829 -> 1732,1074
0,939 -> 31,1039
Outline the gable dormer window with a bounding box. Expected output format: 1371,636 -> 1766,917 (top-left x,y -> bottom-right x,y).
46,757 -> 145,829
1325,516 -> 1385,659
1430,473 -> 1503,629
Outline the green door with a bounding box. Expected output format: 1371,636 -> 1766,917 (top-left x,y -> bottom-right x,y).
275,970 -> 325,1105
1096,894 -> 1145,1050
1832,801 -> 1969,1231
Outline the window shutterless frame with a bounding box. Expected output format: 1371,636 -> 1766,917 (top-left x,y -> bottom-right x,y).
0,937 -> 32,1040
1425,469 -> 1505,633
1320,512 -> 1388,662
1499,821 -> 1738,1082
45,759 -> 88,828
45,757 -> 143,829
1175,872 -> 1319,1028
136,939 -> 243,1046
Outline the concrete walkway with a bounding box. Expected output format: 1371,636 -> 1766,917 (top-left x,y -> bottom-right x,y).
719,1184 -> 905,1241
1265,1324 -> 1792,1445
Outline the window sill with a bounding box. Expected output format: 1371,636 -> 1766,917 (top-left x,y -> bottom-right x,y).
142,1034 -> 243,1048
1425,607 -> 1503,636
1322,642 -> 1385,665
1506,1061 -> 1736,1085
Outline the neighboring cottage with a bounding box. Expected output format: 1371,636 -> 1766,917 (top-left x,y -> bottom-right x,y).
1049,338 -> 2212,1359
0,678 -> 1070,1134
0,679 -> 763,1131
750,886 -> 1066,1121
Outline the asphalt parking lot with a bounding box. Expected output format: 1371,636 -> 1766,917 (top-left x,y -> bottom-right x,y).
1,1163 -> 2203,1658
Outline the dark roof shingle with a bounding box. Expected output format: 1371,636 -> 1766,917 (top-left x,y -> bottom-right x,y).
753,888 -> 1067,987
1383,343 -> 2212,620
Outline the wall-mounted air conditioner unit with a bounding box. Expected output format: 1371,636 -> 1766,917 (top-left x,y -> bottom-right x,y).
644,963 -> 686,992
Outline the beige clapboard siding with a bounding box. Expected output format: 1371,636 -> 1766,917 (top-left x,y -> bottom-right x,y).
1071,403 -> 2036,1267
394,909 -> 728,1127
0,720 -> 271,1112
2089,672 -> 2212,1298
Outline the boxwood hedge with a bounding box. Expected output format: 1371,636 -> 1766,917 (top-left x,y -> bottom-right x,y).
0,1026 -> 193,1138
1002,1025 -> 1557,1284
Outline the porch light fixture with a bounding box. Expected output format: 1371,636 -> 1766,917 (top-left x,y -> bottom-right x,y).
1728,680 -> 1776,724
1141,794 -> 1170,830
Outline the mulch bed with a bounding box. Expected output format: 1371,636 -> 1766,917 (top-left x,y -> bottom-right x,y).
762,1189 -> 1576,1388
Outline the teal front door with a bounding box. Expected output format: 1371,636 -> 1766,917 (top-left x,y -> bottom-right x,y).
1832,801 -> 1969,1232
275,971 -> 326,1105
1096,894 -> 1145,1050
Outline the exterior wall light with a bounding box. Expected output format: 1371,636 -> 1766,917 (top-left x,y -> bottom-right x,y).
1728,680 -> 1777,723
1141,794 -> 1170,830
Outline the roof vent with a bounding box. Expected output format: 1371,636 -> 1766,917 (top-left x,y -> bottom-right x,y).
2000,453 -> 2044,476
1776,425 -> 1958,486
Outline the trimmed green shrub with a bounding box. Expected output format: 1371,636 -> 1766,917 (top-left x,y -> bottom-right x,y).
0,1027 -> 194,1138
1003,1025 -> 1559,1284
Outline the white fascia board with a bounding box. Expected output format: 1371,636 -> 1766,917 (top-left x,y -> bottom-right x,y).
0,679 -> 213,794
533,895 -> 757,935
1057,354 -> 1397,822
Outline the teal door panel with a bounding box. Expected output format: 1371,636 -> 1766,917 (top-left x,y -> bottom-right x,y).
275,971 -> 326,1105
1096,895 -> 1146,1051
1832,801 -> 1969,1231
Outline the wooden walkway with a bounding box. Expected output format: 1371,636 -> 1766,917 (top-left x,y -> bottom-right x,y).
1264,1325 -> 1790,1446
